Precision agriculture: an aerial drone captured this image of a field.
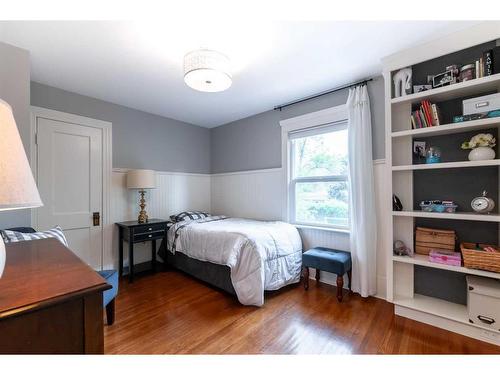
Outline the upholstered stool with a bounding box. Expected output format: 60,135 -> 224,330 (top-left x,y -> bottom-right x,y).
302,247 -> 352,302
98,270 -> 118,325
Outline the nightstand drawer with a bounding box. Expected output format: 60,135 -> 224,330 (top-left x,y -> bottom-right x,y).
134,223 -> 166,235
133,230 -> 165,242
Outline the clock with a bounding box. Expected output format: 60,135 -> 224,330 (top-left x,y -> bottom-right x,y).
471,191 -> 495,214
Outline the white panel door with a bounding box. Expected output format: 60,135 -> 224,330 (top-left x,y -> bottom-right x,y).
36,117 -> 103,269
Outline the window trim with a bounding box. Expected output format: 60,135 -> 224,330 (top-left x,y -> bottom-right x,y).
280,104 -> 349,231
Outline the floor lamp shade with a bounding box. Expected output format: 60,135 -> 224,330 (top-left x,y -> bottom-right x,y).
0,98 -> 43,278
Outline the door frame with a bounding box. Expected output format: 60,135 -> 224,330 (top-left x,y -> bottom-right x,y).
30,106 -> 112,270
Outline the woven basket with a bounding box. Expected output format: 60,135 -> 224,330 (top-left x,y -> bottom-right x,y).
461,242 -> 500,273
415,227 -> 456,255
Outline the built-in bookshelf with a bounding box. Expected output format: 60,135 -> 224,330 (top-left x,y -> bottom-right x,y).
383,23 -> 500,346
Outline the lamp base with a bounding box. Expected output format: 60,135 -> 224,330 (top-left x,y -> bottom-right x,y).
0,239 -> 5,278
137,189 -> 149,224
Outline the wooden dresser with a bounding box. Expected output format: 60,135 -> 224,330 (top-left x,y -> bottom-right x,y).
0,238 -> 110,354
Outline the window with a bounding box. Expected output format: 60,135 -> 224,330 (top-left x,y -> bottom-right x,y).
288,121 -> 349,229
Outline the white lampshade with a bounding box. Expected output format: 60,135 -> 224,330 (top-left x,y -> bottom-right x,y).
126,169 -> 156,189
0,99 -> 43,211
184,49 -> 232,92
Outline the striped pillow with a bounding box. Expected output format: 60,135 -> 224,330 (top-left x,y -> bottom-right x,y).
169,211 -> 211,223
1,226 -> 68,246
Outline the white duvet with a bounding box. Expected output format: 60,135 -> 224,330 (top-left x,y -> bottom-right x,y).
166,217 -> 303,306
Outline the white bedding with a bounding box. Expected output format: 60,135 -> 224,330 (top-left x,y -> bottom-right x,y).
166,217 -> 303,306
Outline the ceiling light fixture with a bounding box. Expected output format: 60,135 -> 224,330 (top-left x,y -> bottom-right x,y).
183,49 -> 232,92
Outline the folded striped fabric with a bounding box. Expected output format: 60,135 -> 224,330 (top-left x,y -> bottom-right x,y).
1,225 -> 68,246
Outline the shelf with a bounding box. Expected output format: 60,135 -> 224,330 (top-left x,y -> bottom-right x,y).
393,254 -> 500,280
394,293 -> 499,334
392,210 -> 500,222
391,117 -> 500,138
392,159 -> 500,171
391,74 -> 500,106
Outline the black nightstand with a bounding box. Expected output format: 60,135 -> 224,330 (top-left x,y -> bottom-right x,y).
115,219 -> 170,283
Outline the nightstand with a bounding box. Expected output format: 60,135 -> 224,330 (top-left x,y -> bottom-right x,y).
115,219 -> 170,283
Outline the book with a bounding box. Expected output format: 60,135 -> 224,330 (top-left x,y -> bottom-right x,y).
419,108 -> 428,127
483,49 -> 493,76
431,104 -> 441,126
475,60 -> 480,79
424,101 -> 433,126
415,110 -> 423,128
410,114 -> 416,129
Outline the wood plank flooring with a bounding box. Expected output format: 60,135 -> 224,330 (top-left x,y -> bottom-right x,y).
104,271 -> 500,354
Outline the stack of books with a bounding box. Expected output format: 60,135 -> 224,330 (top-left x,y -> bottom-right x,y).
410,100 -> 441,129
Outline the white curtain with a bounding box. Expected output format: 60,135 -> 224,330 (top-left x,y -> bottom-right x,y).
347,85 -> 377,297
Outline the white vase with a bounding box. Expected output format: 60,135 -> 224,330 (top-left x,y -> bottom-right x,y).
468,146 -> 495,161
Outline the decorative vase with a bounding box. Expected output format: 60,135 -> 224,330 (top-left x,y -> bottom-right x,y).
468,146 -> 495,161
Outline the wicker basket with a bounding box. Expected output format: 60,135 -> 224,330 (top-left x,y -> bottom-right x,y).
415,227 -> 456,255
461,242 -> 500,273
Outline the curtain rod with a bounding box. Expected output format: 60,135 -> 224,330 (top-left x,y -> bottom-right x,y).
273,78 -> 373,111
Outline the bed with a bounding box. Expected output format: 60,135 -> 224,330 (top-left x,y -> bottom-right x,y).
158,215 -> 302,306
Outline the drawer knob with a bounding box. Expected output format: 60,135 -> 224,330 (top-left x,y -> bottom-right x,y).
148,234 -> 152,238
148,227 -> 152,231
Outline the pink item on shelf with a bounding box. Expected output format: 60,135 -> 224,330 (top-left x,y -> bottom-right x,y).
428,250 -> 462,267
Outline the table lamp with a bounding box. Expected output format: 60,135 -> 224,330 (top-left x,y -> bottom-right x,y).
126,169 -> 156,223
0,99 -> 43,277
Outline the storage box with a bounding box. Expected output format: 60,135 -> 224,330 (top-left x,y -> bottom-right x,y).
466,275 -> 500,331
415,227 -> 456,255
463,92 -> 500,115
429,250 -> 462,266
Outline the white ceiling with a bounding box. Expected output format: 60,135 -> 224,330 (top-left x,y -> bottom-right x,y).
0,20 -> 479,128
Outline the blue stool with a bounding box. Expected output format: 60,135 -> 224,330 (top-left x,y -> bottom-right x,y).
302,247 -> 352,302
98,270 -> 118,325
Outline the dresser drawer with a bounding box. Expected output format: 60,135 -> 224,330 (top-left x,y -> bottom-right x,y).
134,223 -> 166,235
133,230 -> 165,242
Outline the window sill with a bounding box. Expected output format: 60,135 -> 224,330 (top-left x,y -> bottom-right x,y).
293,224 -> 350,235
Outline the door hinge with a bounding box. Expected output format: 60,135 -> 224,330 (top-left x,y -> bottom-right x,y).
34,133 -> 38,145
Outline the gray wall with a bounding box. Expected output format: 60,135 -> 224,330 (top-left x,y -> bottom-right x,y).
210,76 -> 385,174
0,42 -> 32,228
30,82 -> 211,174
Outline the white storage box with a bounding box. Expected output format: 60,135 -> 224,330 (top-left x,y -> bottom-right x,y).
466,275 -> 500,331
463,92 -> 500,115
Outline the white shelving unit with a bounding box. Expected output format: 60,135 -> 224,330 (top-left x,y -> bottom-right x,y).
383,23 -> 500,346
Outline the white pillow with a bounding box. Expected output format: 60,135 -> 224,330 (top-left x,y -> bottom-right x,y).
1,226 -> 68,246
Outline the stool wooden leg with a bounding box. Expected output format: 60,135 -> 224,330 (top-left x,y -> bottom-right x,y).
303,267 -> 309,290
347,270 -> 352,293
336,275 -> 344,302
315,269 -> 320,283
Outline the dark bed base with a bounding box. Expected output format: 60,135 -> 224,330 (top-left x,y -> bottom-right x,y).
163,250 -> 236,296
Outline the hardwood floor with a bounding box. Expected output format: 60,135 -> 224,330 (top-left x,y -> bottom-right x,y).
104,271 -> 500,354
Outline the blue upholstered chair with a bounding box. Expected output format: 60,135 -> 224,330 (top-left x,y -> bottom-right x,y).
302,247 -> 352,302
4,227 -> 118,325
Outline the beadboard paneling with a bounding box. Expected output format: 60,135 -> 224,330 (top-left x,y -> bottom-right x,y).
106,169 -> 211,270
211,168 -> 284,220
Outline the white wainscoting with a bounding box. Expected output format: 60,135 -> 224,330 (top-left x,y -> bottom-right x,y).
106,169 -> 211,270
210,160 -> 388,299
211,168 -> 284,220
